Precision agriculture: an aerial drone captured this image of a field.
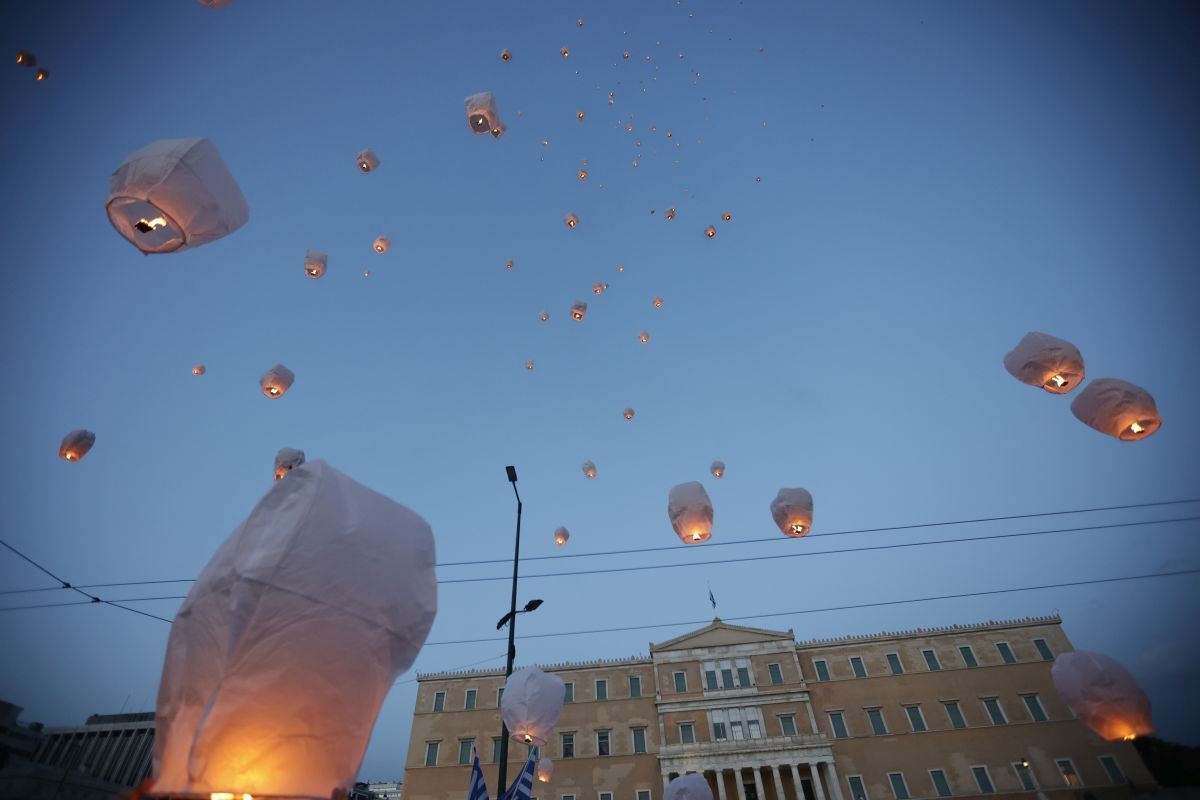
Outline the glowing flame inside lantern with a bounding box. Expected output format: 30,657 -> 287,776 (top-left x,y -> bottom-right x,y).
210,794 -> 254,800
134,216 -> 168,233
705,226 -> 716,238
789,522 -> 806,535
359,162 -> 370,172
1049,374 -> 1067,388
268,387 -> 280,396
1129,422 -> 1144,434
306,268 -> 319,277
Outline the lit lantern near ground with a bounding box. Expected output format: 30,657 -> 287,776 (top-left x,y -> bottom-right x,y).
653,296 -> 664,308
571,302 -> 587,321
666,774 -> 714,800
565,213 -> 579,229
582,461 -> 597,479
710,461 -> 725,478
638,331 -> 650,344
273,448 -> 305,481
1003,332 -> 1085,394
501,49 -> 513,62
304,250 -> 327,279
16,51 -> 35,67
705,225 -> 716,238
373,236 -> 390,254
153,460 -> 437,800
668,482 -> 713,544
623,408 -> 635,421
539,310 -> 549,322
1051,651 -> 1153,741
537,757 -> 553,783
771,488 -> 813,537
501,667 -> 566,747
192,364 -> 206,376
357,149 -> 380,173
665,208 -> 676,220
465,92 -> 504,138
1070,378 -> 1162,441
106,138 -> 248,255
554,527 -> 569,546
58,429 -> 95,462
260,364 -> 295,399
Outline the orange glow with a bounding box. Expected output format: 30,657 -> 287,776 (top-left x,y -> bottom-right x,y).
722,212 -> 732,222
501,49 -> 512,62
210,794 -> 253,800
35,68 -> 47,81
653,297 -> 663,308
1123,734 -> 1136,741
565,213 -> 578,228
578,170 -> 588,180
561,47 -> 570,58
525,361 -> 534,371
789,523 -> 806,535
577,111 -> 585,120
623,408 -> 634,420
705,225 -> 716,238
638,331 -> 649,344
1129,421 -> 1144,434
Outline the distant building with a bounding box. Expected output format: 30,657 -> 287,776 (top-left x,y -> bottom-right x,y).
402,615 -> 1155,800
370,780 -> 404,799
0,701 -> 44,770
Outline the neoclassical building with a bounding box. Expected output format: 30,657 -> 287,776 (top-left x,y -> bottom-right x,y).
401,616 -> 1153,800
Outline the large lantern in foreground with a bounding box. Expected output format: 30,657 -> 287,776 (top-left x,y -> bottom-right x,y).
260,364 -> 295,399
500,666 -> 565,746
1003,332 -> 1084,394
666,774 -> 713,800
1051,651 -> 1153,741
1070,378 -> 1162,441
537,757 -> 553,783
770,487 -> 813,537
465,92 -> 504,138
668,482 -> 713,544
106,138 -> 248,255
274,448 -> 305,481
59,429 -> 96,462
153,460 -> 437,799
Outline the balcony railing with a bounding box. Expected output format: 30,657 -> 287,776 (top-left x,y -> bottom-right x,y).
659,733 -> 832,760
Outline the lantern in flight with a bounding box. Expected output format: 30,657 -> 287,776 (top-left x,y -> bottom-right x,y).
304,250 -> 327,279
582,461 -> 597,479
197,0 -> 233,6
106,138 -> 248,255
1070,378 -> 1162,441
668,482 -> 713,544
525,361 -> 535,371
571,302 -> 587,321
465,92 -> 505,138
653,296 -> 664,308
274,448 -> 305,481
356,149 -> 380,173
260,364 -> 294,399
554,527 -> 569,546
59,429 -> 95,462
373,236 -> 390,254
638,331 -> 650,344
35,68 -> 48,81
623,408 -> 635,421
1003,332 -> 1085,394
539,310 -> 549,322
192,364 -> 206,376
1051,651 -> 1153,741
560,47 -> 570,58
666,774 -> 713,800
593,282 -> 607,295
500,666 -> 565,746
565,213 -> 579,229
501,49 -> 513,62
705,225 -> 716,238
153,460 -> 437,800
722,212 -> 732,222
665,208 -> 676,220
771,488 -> 813,537
537,757 -> 553,783
506,260 -> 515,270
710,461 -> 725,478
16,51 -> 35,67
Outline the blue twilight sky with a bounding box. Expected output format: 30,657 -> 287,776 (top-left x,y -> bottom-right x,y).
2,0 -> 1198,783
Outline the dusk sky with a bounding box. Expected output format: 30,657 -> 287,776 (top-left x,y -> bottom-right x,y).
2,0 -> 1198,784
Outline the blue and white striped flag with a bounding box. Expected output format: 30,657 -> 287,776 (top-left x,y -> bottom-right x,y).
469,743 -> 490,800
501,746 -> 538,800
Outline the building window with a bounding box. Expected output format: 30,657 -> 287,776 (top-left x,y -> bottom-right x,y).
888,772 -> 910,800
563,795 -> 575,800
629,675 -> 642,698
943,701 -> 967,729
679,723 -> 695,744
886,653 -> 904,675
674,671 -> 688,693
929,770 -> 952,797
867,708 -> 888,735
1056,759 -> 1080,787
779,715 -> 798,736
596,679 -> 608,701
958,646 -> 978,667
600,793 -> 613,800
849,656 -> 867,678
737,666 -> 752,687
712,721 -> 727,740
424,742 -> 439,767
982,697 -> 1007,725
564,682 -> 574,703
813,659 -> 830,681
703,669 -> 719,691
922,649 -> 942,671
730,721 -> 744,740
995,642 -> 1016,664
493,737 -> 503,763
904,705 -> 927,733
1033,638 -> 1054,661
632,728 -> 647,754
457,740 -> 472,765
465,689 -> 477,710
1099,756 -> 1125,784
828,711 -> 849,739
971,767 -> 995,794
433,691 -> 445,712
596,730 -> 611,757
721,668 -> 735,689
1022,694 -> 1048,722
638,792 -> 651,800
497,687 -> 505,707
1013,763 -> 1037,791
847,775 -> 868,800
768,663 -> 783,684
747,720 -> 762,739
561,733 -> 574,759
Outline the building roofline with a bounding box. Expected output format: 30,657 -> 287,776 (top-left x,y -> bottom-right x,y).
416,654 -> 650,682
794,614 -> 1063,648
650,617 -> 796,652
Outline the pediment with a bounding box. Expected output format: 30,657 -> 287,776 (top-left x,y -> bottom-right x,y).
651,618 -> 795,652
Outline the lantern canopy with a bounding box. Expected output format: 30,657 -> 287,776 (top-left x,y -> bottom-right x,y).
1003,332 -> 1085,394
537,757 -> 553,783
582,461 -> 597,479
668,482 -> 713,544
1070,378 -> 1162,441
373,236 -> 390,254
565,213 -> 579,229
500,666 -> 565,747
192,364 -> 206,376
1051,651 -> 1153,741
153,460 -> 437,799
666,774 -> 714,800
638,331 -> 650,344
260,364 -> 295,399
554,527 -> 569,546
571,302 -> 587,321
465,92 -> 504,138
107,138 -> 248,255
770,487 -> 813,537
304,250 -> 327,279
357,149 -> 380,173
59,429 -> 95,462
274,448 -> 306,481
710,461 -> 725,478
623,408 -> 635,421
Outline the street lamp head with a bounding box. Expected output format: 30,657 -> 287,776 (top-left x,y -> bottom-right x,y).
496,611 -> 515,630
506,465 -> 518,483
524,598 -> 544,612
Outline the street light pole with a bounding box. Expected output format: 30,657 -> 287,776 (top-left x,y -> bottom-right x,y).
497,465 -> 523,797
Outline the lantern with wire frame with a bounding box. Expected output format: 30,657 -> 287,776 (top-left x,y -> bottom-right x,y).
581,460 -> 597,479
537,757 -> 553,783
260,364 -> 295,399
192,364 -> 206,376
668,481 -> 713,545
1003,332 -> 1085,394
571,302 -> 587,321
1051,651 -> 1153,741
59,429 -> 96,462
500,666 -> 565,746
554,527 -> 569,546
1070,378 -> 1162,441
666,774 -> 713,800
770,487 -> 813,537
710,461 -> 725,479
304,250 -> 327,279
356,149 -> 380,173
623,408 -> 635,421
565,213 -> 579,229
373,236 -> 390,254
274,448 -> 305,482
465,92 -> 504,138
106,138 -> 248,255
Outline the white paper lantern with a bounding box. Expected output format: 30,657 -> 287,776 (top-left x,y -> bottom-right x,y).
666,774 -> 713,800
356,149 -> 380,173
537,757 -> 553,783
771,487 -> 813,537
465,92 -> 504,138
153,460 -> 437,799
623,408 -> 635,421
1003,332 -> 1085,394
373,236 -> 390,254
59,429 -> 95,462
500,666 -> 565,746
1070,378 -> 1162,441
581,461 -> 597,479
260,364 -> 295,399
274,448 -> 305,482
304,250 -> 327,279
571,302 -> 587,321
710,461 -> 725,478
1051,651 -> 1153,741
554,527 -> 569,546
668,482 -> 713,544
107,138 -> 248,255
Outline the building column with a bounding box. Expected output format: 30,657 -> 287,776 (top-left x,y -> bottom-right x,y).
804,699 -> 819,734
753,766 -> 767,800
715,769 -> 729,800
805,763 -> 826,800
735,769 -> 749,800
789,764 -> 805,800
824,760 -> 844,800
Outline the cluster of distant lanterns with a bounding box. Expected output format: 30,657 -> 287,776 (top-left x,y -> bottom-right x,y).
15,50 -> 49,81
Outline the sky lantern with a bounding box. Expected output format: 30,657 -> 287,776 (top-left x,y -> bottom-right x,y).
582,461 -> 597,479
304,250 -> 327,279
1070,378 -> 1162,441
623,408 -> 635,421
710,461 -> 725,478
356,149 -> 379,173
1003,332 -> 1085,394
373,236 -> 390,254
16,51 -> 35,67
578,169 -> 588,181
638,331 -> 650,344
705,225 -> 717,238
539,310 -> 549,322
668,481 -> 713,544
192,364 -> 206,376
273,448 -> 305,482
665,208 -> 676,220
576,110 -> 586,120
525,360 -> 535,371
106,138 -> 248,255
593,282 -> 607,295
537,757 -> 553,783
501,48 -> 512,62
771,488 -> 813,537
565,212 -> 579,229
197,0 -> 234,6
35,68 -> 48,81
260,364 -> 294,399
560,47 -> 570,58
58,429 -> 95,462
666,775 -> 714,800
500,666 -> 565,746
554,527 -> 569,546
571,302 -> 587,321
653,296 -> 664,308
722,212 -> 732,222
465,92 -> 504,139
153,460 -> 436,800
1051,651 -> 1153,741
506,259 -> 515,270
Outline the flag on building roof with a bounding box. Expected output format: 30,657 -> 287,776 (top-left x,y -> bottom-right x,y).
469,743 -> 490,800
708,586 -> 717,610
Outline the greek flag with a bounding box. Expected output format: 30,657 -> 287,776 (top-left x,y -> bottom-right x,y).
708,587 -> 717,610
501,747 -> 538,800
469,743 -> 490,800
